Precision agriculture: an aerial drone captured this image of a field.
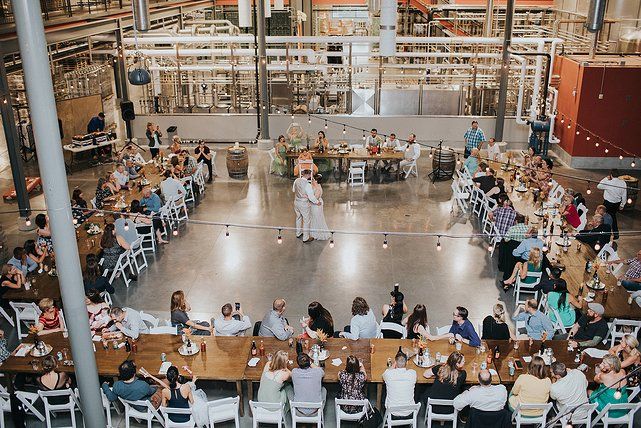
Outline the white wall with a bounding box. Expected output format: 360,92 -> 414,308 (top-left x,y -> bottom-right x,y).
131,114 -> 531,148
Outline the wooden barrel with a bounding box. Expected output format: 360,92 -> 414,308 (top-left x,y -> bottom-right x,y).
431,149 -> 456,180
620,174 -> 639,210
226,146 -> 249,179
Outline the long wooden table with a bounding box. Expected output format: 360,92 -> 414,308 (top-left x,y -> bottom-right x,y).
285,149 -> 405,180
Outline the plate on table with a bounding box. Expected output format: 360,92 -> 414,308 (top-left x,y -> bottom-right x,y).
178,344 -> 200,356
586,281 -> 606,291
30,344 -> 53,357
413,355 -> 436,368
515,187 -> 528,193
318,350 -> 330,361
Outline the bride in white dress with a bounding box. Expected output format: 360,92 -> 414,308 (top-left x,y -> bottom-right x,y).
310,179 -> 331,240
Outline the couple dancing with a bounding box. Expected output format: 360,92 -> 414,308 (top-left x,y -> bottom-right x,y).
293,169 -> 331,243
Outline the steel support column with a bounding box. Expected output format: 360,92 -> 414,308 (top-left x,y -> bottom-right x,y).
494,0 -> 514,141
0,58 -> 30,219
484,0 -> 494,37
257,0 -> 272,148
10,1 -> 106,426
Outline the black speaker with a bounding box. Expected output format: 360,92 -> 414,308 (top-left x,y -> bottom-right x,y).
120,101 -> 135,121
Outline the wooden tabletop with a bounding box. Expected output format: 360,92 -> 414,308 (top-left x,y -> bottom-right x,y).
243,337 -> 371,382
0,332 -> 127,377
369,339 -> 501,384
494,163 -> 641,319
129,335 -> 251,381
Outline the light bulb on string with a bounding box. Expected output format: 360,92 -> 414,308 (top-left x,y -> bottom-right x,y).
308,115 -> 311,125
613,388 -> 622,400
429,150 -> 433,159
632,160 -> 637,168
382,234 -> 388,249
619,155 -> 624,160
628,198 -> 633,205
362,132 -> 366,141
225,225 -> 230,237
576,130 -> 580,135
560,117 -> 564,124
567,123 -> 571,129
594,242 -> 601,251
124,223 -> 129,231
586,135 -> 590,141
542,243 -> 549,252
277,229 -> 283,244
291,113 -> 294,120
456,156 -> 461,166
329,232 -> 335,248
324,120 -> 328,130
595,142 -> 599,147
565,423 -> 573,428
173,229 -> 178,236
586,183 -> 592,195
604,148 -> 609,154
342,126 -> 346,135
436,236 -> 442,251
72,218 -> 78,225
25,217 -> 31,227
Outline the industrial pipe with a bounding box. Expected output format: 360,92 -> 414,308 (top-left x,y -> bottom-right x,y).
238,0 -> 252,28
132,0 -> 150,31
380,0 -> 397,56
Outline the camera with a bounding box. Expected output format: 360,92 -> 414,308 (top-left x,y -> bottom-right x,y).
390,283 -> 404,304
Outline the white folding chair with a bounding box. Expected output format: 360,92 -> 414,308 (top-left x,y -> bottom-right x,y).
169,195 -> 189,225
139,311 -> 160,329
290,401 -> 324,428
436,325 -> 451,336
576,203 -> 588,232
557,402 -> 597,427
451,180 -> 470,214
0,307 -> 14,327
250,401 -> 285,428
15,390 -> 45,422
348,161 -> 366,187
38,389 -> 82,428
193,161 -> 206,193
383,403 -> 420,427
101,388 -> 121,428
297,160 -> 314,178
150,325 -> 178,335
159,204 -> 174,238
597,243 -> 623,276
268,148 -> 277,174
160,406 -> 195,427
135,223 -> 157,254
379,322 -> 407,339
425,398 -> 457,427
10,301 -> 42,339
105,249 -> 136,288
604,319 -> 641,347
207,396 -> 240,427
514,271 -> 542,306
0,392 -> 10,428
591,402 -> 640,428
100,291 -> 113,306
119,397 -> 165,428
180,176 -> 195,205
511,403 -> 552,428
402,160 -> 418,178
335,399 -> 369,427
471,187 -> 484,217
129,237 -> 148,275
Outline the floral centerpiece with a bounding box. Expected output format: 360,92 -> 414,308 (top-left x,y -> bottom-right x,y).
315,330 -> 328,348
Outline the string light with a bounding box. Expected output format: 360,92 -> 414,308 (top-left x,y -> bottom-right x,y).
429,150 -> 433,159
308,115 -> 311,125
613,388 -> 622,400
628,198 -> 633,205
324,120 -> 328,130
586,136 -> 590,141
277,229 -> 283,244
225,225 -> 230,237
124,223 -> 129,231
362,132 -> 366,141
594,242 -> 601,251
72,218 -> 78,225
595,142 -> 600,147
604,148 -> 609,154
586,184 -> 592,195
172,229 -> 178,236
619,155 -> 624,160
329,232 -> 334,248
632,160 -> 637,168
291,113 -> 294,120
436,235 -> 442,251
382,234 -> 388,249
25,217 -> 31,227
342,125 -> 346,135
542,243 -> 549,252
567,123 -> 571,129
576,130 -> 580,135
456,156 -> 461,166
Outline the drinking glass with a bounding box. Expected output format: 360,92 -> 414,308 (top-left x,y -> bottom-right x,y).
267,353 -> 273,362
472,362 -> 478,373
595,364 -> 601,375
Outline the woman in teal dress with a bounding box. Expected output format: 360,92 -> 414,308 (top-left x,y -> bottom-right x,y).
546,281 -> 581,327
271,135 -> 290,176
503,246 -> 543,289
590,354 -> 629,418
312,131 -> 333,176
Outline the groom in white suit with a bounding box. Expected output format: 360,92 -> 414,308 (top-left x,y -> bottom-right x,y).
293,169 -> 320,243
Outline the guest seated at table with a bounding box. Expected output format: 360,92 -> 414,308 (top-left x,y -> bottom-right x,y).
536,266 -> 567,295
35,214 -> 54,254
293,149 -> 319,177
162,365 -> 194,423
453,369 -> 507,413
36,298 -> 64,336
86,288 -> 110,332
546,280 -> 581,329
213,302 -> 251,336
100,223 -> 131,273
482,303 -> 512,340
83,253 -> 114,294
594,204 -> 613,228
259,298 -> 294,340
338,297 -> 378,340
130,199 -> 168,245
169,136 -> 182,155
472,161 -> 487,179
180,149 -> 198,177
533,158 -> 554,198
102,360 -> 159,406
609,334 -> 641,386
71,189 -> 91,223
271,135 -> 290,176
8,246 -> 38,277
383,350 -> 417,418
503,246 -> 543,289
24,239 -> 47,268
472,168 -> 497,194
560,194 -> 581,229
421,351 -> 466,413
365,128 -> 383,150
113,164 -> 130,189
512,299 -> 555,340
169,156 -> 184,178
576,214 -> 611,249
123,158 -> 141,180
287,352 -> 326,415
302,301 -> 334,339
463,148 -> 480,175
438,306 -> 481,347
403,304 -> 436,340
400,134 -> 421,178
606,249 -> 641,292
258,350 -> 292,408
512,227 -> 544,262
336,355 -> 367,413
568,303 -> 609,349
509,355 -> 551,416
140,187 -> 162,214
590,354 -> 629,417
160,170 -> 185,202
0,329 -> 9,363
106,307 -> 149,340
501,214 -> 528,280
384,133 -> 401,149
72,188 -> 88,209
37,356 -> 72,400
124,145 -> 146,167
312,131 -> 332,175
549,361 -> 589,422
170,290 -> 212,335
1,264 -> 23,306
487,178 -> 506,202
95,175 -> 117,209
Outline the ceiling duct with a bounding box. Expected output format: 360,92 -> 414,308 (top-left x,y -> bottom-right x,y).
238,0 -> 252,27
132,0 -> 150,31
265,0 -> 272,18
585,0 -> 606,33
274,0 -> 284,11
379,0 -> 397,56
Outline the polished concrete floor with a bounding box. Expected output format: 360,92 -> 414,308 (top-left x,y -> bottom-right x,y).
0,145 -> 640,427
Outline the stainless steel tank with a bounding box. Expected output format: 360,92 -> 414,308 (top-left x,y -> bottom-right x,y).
618,28 -> 641,53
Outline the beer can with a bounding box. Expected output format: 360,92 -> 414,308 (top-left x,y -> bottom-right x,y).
480,362 -> 487,370
161,352 -> 167,362
57,351 -> 63,361
509,365 -> 515,376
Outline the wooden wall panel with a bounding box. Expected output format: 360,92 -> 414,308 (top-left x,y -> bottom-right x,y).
56,94 -> 103,146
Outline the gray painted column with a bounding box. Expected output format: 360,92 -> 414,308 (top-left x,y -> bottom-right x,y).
0,57 -> 30,219
484,0 -> 494,37
494,0 -> 515,141
257,0 -> 272,148
10,1 -> 106,427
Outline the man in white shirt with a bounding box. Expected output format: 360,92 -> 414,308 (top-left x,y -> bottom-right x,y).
597,169 -> 627,240
292,169 -> 320,243
453,370 -> 507,412
213,303 -> 252,336
107,307 -> 149,340
382,351 -> 417,418
160,170 -> 185,201
113,164 -> 130,188
384,133 -> 401,149
549,362 -> 589,423
365,128 -> 383,149
399,134 -> 421,178
486,138 -> 501,162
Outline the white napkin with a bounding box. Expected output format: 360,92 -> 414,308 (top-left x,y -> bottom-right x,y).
583,348 -> 609,359
440,356 -> 447,363
331,358 -> 342,367
91,335 -> 102,342
247,357 -> 261,367
489,369 -> 498,376
522,356 -> 532,363
159,362 -> 172,375
15,344 -> 34,357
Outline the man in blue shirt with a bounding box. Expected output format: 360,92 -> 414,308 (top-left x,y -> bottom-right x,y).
140,187 -> 162,214
512,299 -> 555,340
444,306 -> 481,347
8,247 -> 38,277
87,112 -> 105,133
102,360 -> 157,411
512,227 -> 544,261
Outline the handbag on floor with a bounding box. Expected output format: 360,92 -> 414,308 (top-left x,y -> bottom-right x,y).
358,401 -> 383,428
